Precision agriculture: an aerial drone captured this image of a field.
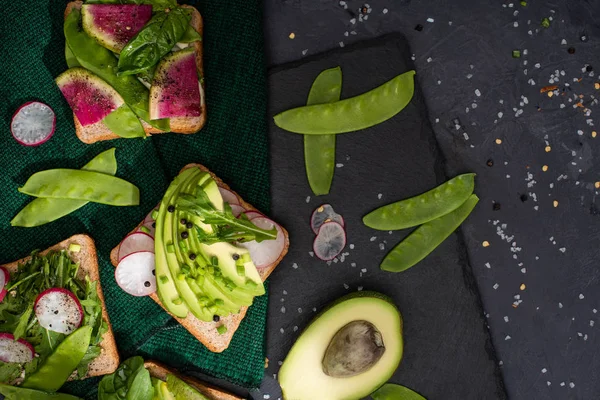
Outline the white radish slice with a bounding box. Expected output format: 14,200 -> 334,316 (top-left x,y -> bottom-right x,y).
230,204 -> 245,218
0,333 -> 34,363
238,217 -> 285,268
115,251 -> 156,297
243,211 -> 264,220
0,267 -> 8,303
11,101 -> 56,146
311,204 -> 345,235
118,232 -> 155,262
138,206 -> 159,237
219,187 -> 240,205
34,288 -> 83,335
313,221 -> 346,261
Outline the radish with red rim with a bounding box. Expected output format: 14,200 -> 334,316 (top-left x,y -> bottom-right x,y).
243,211 -> 264,220
311,204 -> 344,234
0,267 -> 9,302
229,204 -> 245,218
118,231 -> 155,262
138,206 -> 159,237
219,187 -> 240,206
313,221 -> 346,261
115,251 -> 156,296
238,217 -> 285,268
11,101 -> 56,146
0,333 -> 34,363
34,288 -> 83,335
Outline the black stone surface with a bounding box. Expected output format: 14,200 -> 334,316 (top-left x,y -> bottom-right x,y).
261,34 -> 505,400
259,1 -> 600,399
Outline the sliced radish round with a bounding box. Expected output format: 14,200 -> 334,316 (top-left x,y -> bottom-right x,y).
313,221 -> 346,261
238,217 -> 285,269
34,288 -> 83,335
118,232 -> 155,262
11,101 -> 56,146
0,333 -> 34,363
311,204 -> 344,235
0,267 -> 9,303
230,204 -> 245,218
115,251 -> 156,297
219,187 -> 240,206
243,211 -> 264,220
138,206 -> 159,237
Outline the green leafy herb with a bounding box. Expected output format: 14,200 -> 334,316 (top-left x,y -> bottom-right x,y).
512,50 -> 521,58
98,356 -> 153,400
177,188 -> 277,244
179,25 -> 202,43
118,7 -> 191,76
0,383 -> 82,400
541,17 -> 550,28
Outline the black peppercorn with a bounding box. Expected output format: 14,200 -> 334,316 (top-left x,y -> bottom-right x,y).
186,222 -> 193,229
167,205 -> 175,213
520,194 -> 528,202
180,218 -> 187,225
144,281 -> 151,287
493,203 -> 501,211
181,231 -> 189,239
568,47 -> 575,54
189,253 -> 196,260
232,253 -> 240,261
213,315 -> 220,322
415,24 -> 423,31
586,65 -> 593,72
486,159 -> 494,167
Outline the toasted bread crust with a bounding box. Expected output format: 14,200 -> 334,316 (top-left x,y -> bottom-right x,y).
65,1 -> 206,143
110,164 -> 289,352
1,234 -> 120,380
145,360 -> 243,400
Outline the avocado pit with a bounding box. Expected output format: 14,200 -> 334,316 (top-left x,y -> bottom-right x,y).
322,320 -> 385,378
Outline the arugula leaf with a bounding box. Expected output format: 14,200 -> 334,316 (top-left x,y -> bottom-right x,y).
177,188 -> 278,243
0,362 -> 23,384
118,7 -> 190,76
13,303 -> 33,341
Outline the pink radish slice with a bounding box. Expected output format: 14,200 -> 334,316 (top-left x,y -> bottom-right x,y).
243,211 -> 264,220
219,187 -> 240,206
115,251 -> 156,297
0,267 -> 9,303
238,217 -> 285,268
34,288 -> 83,335
313,221 -> 346,261
311,204 -> 344,235
138,206 -> 159,237
230,204 -> 245,218
0,333 -> 34,363
11,101 -> 56,146
0,290 -> 7,303
118,232 -> 155,262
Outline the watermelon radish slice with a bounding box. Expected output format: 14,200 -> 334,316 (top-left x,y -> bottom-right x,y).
313,221 -> 346,261
82,4 -> 152,53
243,211 -> 264,220
10,101 -> 56,146
115,251 -> 156,297
219,187 -> 240,206
118,232 -> 155,262
0,267 -> 9,303
149,48 -> 201,120
0,333 -> 34,363
56,68 -> 124,126
238,216 -> 285,269
310,204 -> 345,235
34,288 -> 83,335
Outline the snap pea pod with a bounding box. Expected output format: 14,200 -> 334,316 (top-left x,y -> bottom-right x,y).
11,149 -> 118,227
304,67 -> 342,196
274,70 -> 416,135
0,384 -> 82,400
103,104 -> 151,139
64,44 -> 80,68
371,383 -> 427,400
363,173 -> 476,230
381,194 -> 479,272
22,326 -> 92,392
18,169 -> 140,206
64,8 -> 169,132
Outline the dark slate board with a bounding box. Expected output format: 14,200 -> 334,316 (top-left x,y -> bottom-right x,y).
264,33 -> 507,399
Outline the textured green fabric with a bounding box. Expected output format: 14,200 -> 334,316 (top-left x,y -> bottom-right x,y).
0,0 -> 269,397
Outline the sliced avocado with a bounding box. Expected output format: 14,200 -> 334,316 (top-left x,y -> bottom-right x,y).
278,291 -> 403,400
166,373 -> 209,400
160,379 -> 176,400
152,377 -> 165,400
155,168 -> 198,317
200,177 -> 224,211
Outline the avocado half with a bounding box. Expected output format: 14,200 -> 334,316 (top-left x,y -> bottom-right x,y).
278,291 -> 403,400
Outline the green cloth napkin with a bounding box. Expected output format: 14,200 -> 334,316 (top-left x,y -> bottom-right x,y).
0,0 -> 269,397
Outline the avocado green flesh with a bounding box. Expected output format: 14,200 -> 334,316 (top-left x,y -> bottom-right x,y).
166,373 -> 210,400
160,380 -> 176,400
152,377 -> 166,400
278,292 -> 403,400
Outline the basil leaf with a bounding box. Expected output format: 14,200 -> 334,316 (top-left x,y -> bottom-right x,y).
98,356 -> 152,400
118,8 -> 190,76
126,367 -> 153,400
179,25 -> 202,43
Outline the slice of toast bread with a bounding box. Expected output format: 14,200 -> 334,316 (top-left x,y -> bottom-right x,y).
110,164 -> 289,352
64,1 -> 206,144
1,234 -> 120,379
145,360 -> 243,400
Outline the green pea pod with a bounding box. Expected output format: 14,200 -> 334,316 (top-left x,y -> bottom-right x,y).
64,8 -> 169,132
22,326 -> 92,392
274,70 -> 416,135
11,149 -> 118,227
363,173 -> 476,230
0,383 -> 82,400
103,104 -> 149,139
371,383 -> 427,400
381,194 -> 479,272
304,67 -> 342,196
64,44 -> 80,68
18,169 -> 140,206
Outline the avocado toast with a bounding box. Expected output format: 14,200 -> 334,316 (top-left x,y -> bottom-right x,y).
0,234 -> 119,386
111,164 -> 289,352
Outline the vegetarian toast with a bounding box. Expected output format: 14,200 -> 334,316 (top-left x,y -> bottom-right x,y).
145,360 -> 243,400
1,234 -> 119,379
64,1 -> 206,144
110,163 -> 289,352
